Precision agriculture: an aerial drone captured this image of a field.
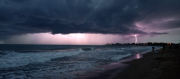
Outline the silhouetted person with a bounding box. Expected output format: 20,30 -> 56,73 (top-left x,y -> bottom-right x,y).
152,47 -> 155,53
163,44 -> 166,51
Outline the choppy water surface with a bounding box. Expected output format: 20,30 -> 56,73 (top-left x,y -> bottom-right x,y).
0,45 -> 155,79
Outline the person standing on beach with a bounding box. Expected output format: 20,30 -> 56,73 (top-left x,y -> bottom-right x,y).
152,47 -> 155,53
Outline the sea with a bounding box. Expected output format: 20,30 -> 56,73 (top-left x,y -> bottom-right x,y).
0,44 -> 159,79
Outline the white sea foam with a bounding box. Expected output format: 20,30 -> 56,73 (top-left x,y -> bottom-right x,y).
0,50 -> 83,68
111,54 -> 131,61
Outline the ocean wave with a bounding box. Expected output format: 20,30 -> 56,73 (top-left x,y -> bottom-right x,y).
0,50 -> 83,69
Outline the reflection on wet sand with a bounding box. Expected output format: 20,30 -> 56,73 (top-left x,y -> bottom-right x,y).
136,53 -> 141,59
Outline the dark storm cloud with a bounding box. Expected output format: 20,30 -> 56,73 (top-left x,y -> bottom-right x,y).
136,0 -> 180,30
0,0 -> 180,38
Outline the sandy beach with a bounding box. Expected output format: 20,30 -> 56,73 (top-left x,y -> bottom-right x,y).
115,46 -> 180,79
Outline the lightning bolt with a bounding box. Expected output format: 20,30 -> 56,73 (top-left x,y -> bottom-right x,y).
134,34 -> 138,44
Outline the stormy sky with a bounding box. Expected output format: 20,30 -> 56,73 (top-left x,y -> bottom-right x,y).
0,0 -> 180,44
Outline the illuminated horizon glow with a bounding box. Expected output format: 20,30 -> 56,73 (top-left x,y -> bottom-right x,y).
4,33 -> 131,45
66,33 -> 87,44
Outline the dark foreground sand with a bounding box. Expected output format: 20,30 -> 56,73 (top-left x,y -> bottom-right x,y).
114,46 -> 180,79
83,46 -> 180,79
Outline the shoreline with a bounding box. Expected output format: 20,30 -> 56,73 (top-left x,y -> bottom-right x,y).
78,46 -> 180,79
76,48 -> 155,79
